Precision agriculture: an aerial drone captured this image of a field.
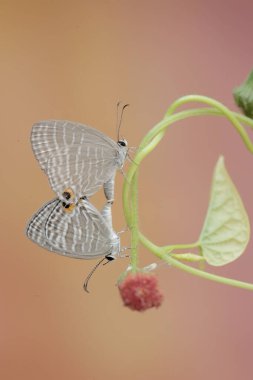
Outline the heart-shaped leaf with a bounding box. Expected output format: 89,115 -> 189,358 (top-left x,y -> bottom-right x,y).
199,156 -> 250,266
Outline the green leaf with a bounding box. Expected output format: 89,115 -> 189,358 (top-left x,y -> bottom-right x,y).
199,156 -> 250,266
233,69 -> 253,118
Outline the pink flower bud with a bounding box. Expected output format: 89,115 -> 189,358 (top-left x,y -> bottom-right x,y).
118,273 -> 163,311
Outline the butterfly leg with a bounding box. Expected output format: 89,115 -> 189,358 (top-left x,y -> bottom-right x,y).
119,246 -> 131,258
117,225 -> 130,234
126,153 -> 138,165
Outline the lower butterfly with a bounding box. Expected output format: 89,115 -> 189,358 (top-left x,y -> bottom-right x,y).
26,198 -> 121,291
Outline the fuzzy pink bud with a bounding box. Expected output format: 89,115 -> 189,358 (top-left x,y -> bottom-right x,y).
118,273 -> 163,312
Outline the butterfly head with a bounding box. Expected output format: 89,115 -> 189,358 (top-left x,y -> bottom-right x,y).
116,138 -> 128,169
117,139 -> 128,148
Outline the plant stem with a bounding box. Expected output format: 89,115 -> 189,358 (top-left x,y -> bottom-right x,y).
141,107 -> 253,150
123,106 -> 253,226
166,255 -> 253,291
129,171 -> 139,272
170,253 -> 206,262
162,241 -> 201,253
139,232 -> 253,291
122,95 -> 253,290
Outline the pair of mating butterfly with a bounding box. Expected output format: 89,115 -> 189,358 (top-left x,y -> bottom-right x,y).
26,107 -> 129,291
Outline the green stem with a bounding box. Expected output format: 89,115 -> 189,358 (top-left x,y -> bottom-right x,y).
123,106 -> 253,226
124,103 -> 253,226
170,253 -> 206,263
122,95 -> 253,291
123,131 -> 166,226
166,256 -> 253,291
142,107 -> 253,150
162,241 -> 201,253
129,171 -> 139,272
139,232 -> 253,291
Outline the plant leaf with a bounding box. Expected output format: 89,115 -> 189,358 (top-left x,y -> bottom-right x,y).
199,156 -> 250,266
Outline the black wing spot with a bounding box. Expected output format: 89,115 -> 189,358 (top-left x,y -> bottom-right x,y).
62,202 -> 70,209
63,191 -> 71,200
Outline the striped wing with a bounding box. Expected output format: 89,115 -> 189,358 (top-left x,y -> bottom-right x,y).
45,198 -> 113,259
26,199 -> 61,252
47,143 -> 117,202
31,120 -> 117,170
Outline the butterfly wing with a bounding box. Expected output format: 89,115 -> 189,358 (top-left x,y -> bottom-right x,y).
31,120 -> 121,201
46,143 -> 118,202
26,199 -> 62,252
31,120 -> 117,170
45,198 -> 113,259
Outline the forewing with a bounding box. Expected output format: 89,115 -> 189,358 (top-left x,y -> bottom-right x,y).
45,199 -> 113,259
26,199 -> 60,251
31,120 -> 117,171
47,144 -> 117,202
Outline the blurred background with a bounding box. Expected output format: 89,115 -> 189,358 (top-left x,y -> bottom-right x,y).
1,0 -> 253,379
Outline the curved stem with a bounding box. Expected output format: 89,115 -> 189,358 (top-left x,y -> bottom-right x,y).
162,241 -> 201,253
139,232 -> 253,291
142,106 -> 253,151
123,130 -> 167,225
170,253 -> 206,263
130,171 -> 139,272
122,95 -> 253,290
123,106 -> 253,226
166,256 -> 253,291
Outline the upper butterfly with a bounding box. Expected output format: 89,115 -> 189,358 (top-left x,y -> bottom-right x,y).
31,120 -> 128,204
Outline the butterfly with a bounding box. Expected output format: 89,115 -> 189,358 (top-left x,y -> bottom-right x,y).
31,119 -> 128,205
26,198 -> 120,260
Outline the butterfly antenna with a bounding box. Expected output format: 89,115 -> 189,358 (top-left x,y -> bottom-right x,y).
116,102 -> 129,141
83,257 -> 108,293
116,101 -> 121,140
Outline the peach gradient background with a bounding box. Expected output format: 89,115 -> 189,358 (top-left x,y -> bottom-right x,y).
1,1 -> 253,379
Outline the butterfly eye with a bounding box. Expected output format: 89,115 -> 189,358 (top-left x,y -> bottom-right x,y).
118,140 -> 127,147
62,188 -> 75,201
